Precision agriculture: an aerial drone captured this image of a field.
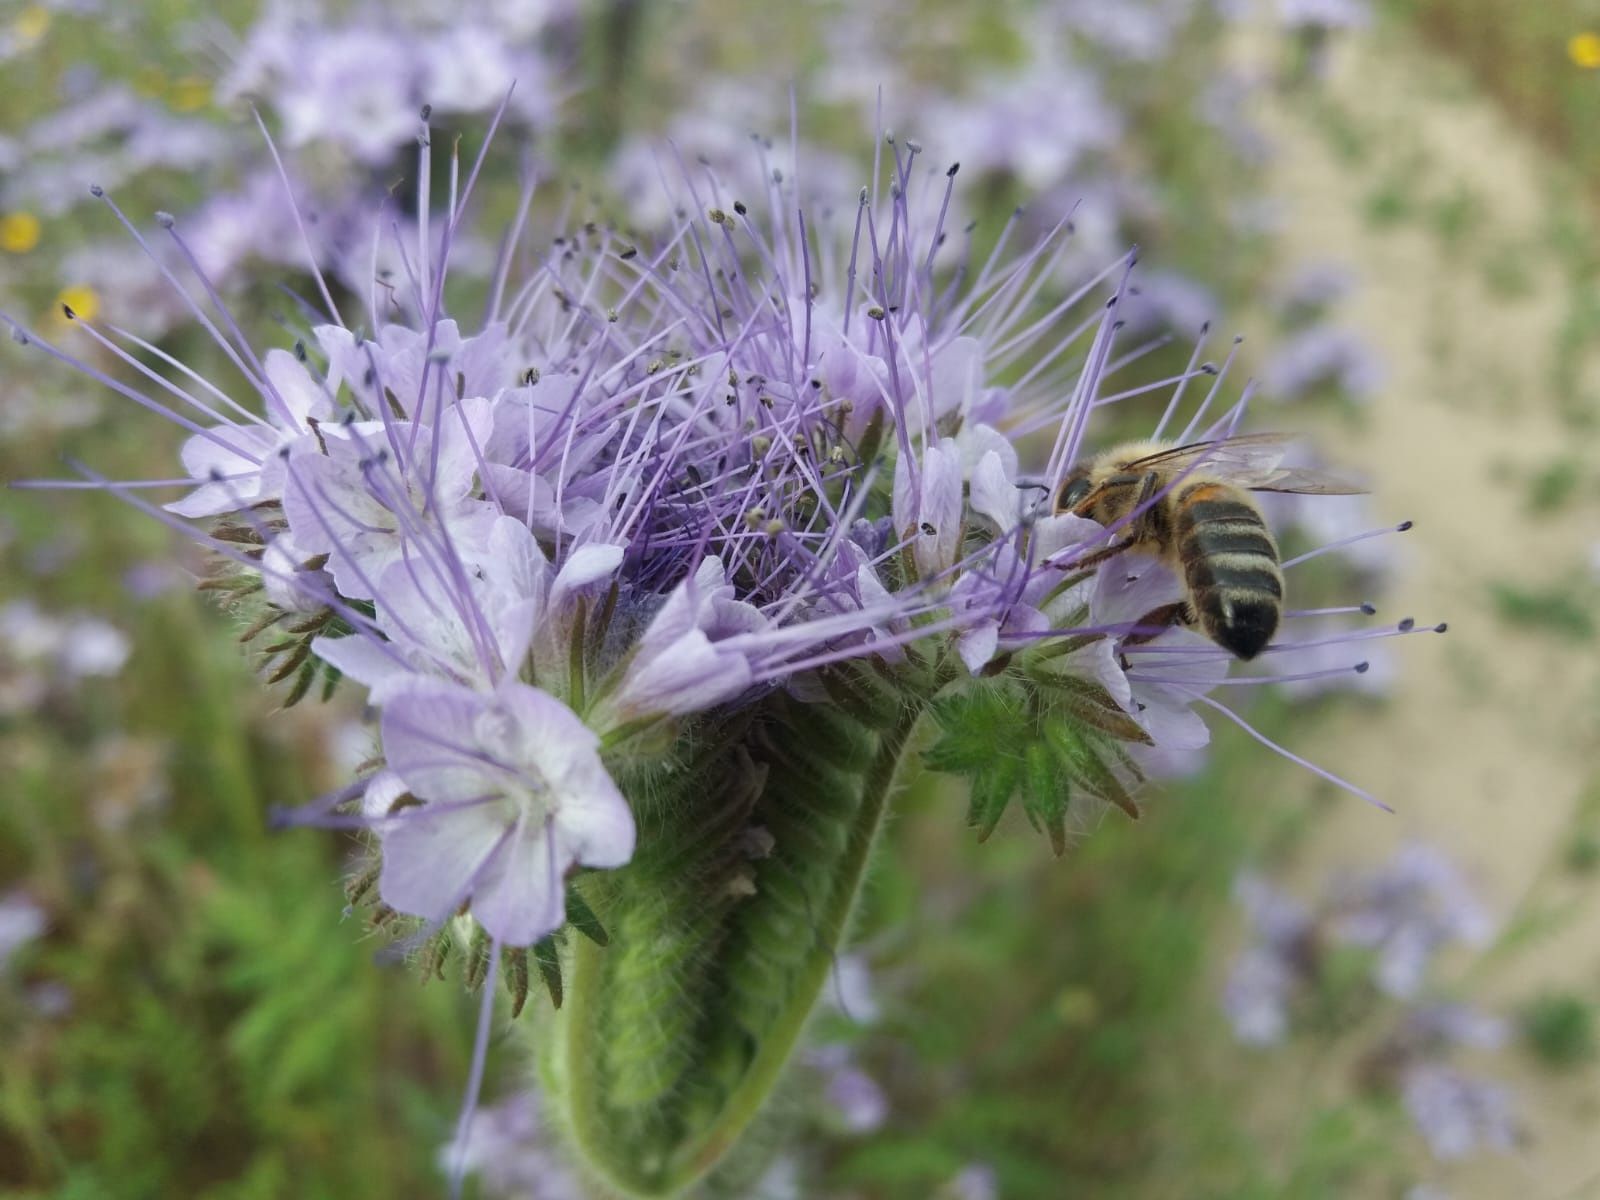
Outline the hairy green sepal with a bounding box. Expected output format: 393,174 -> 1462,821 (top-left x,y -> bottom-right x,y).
545,668 -> 921,1197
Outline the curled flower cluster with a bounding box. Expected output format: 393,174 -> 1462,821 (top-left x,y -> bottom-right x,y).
10,125 -> 1430,955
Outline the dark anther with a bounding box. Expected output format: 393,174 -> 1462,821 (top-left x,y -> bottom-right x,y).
733,201 -> 747,216
947,162 -> 960,177
1397,519 -> 1414,531
1398,617 -> 1416,632
1434,622 -> 1449,633
60,304 -> 75,320
1355,662 -> 1370,673
420,103 -> 433,120
618,246 -> 638,260
1360,602 -> 1377,615
919,521 -> 937,536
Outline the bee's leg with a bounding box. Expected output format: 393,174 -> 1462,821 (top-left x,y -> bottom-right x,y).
1121,601 -> 1192,649
1060,536 -> 1136,570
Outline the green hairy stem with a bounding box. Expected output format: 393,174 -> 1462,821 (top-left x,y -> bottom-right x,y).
548,671 -> 923,1196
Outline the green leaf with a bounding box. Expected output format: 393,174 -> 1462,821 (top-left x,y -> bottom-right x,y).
534,936 -> 564,1009
925,676 -> 1147,849
966,755 -> 1021,841
566,883 -> 610,946
1022,741 -> 1069,856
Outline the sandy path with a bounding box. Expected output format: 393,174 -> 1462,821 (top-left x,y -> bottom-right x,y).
1229,14 -> 1600,1197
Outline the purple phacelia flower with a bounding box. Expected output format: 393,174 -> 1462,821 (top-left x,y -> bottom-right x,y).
1225,844 -> 1493,1042
11,114 -> 1431,958
1260,325 -> 1384,403
374,679 -> 634,946
1223,873 -> 1315,1045
1401,1065 -> 1517,1162
1328,843 -> 1494,999
439,1090 -> 584,1200
1280,0 -> 1372,31
0,892 -> 47,972
218,3 -> 559,166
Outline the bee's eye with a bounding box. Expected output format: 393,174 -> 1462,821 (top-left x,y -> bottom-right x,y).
1058,477 -> 1092,511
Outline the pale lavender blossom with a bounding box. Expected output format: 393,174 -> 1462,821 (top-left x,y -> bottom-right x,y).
218,3 -> 558,164
1276,261 -> 1357,318
0,600 -> 131,715
440,1090 -> 584,1199
1058,1 -> 1186,61
806,1043 -> 890,1134
1121,270 -> 1217,339
927,56 -> 1121,192
1401,1066 -> 1517,1161
1224,874 -> 1314,1045
943,1164 -> 1000,1200
1260,326 -> 1384,403
1329,844 -> 1495,999
1225,846 -> 1493,1041
0,892 -> 47,971
3,85 -> 226,217
1280,0 -> 1372,30
376,681 -> 634,944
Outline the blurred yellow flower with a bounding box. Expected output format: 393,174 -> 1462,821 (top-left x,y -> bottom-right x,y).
134,67 -> 169,98
0,212 -> 41,254
56,285 -> 101,324
169,76 -> 212,112
1053,986 -> 1100,1028
12,7 -> 50,43
1570,32 -> 1600,69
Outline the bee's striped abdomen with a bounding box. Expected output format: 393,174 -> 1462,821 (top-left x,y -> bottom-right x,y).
1174,483 -> 1282,660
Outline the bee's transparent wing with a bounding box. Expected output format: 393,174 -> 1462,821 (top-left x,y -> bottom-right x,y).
1124,433 -> 1366,495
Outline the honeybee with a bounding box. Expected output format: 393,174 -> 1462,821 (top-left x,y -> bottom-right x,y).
1054,433 -> 1363,660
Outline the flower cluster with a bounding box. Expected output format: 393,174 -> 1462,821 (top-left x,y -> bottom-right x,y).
0,0 -> 574,341
0,598 -> 130,715
218,0 -> 566,166
1224,846 -> 1515,1163
7,126 -> 1432,966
